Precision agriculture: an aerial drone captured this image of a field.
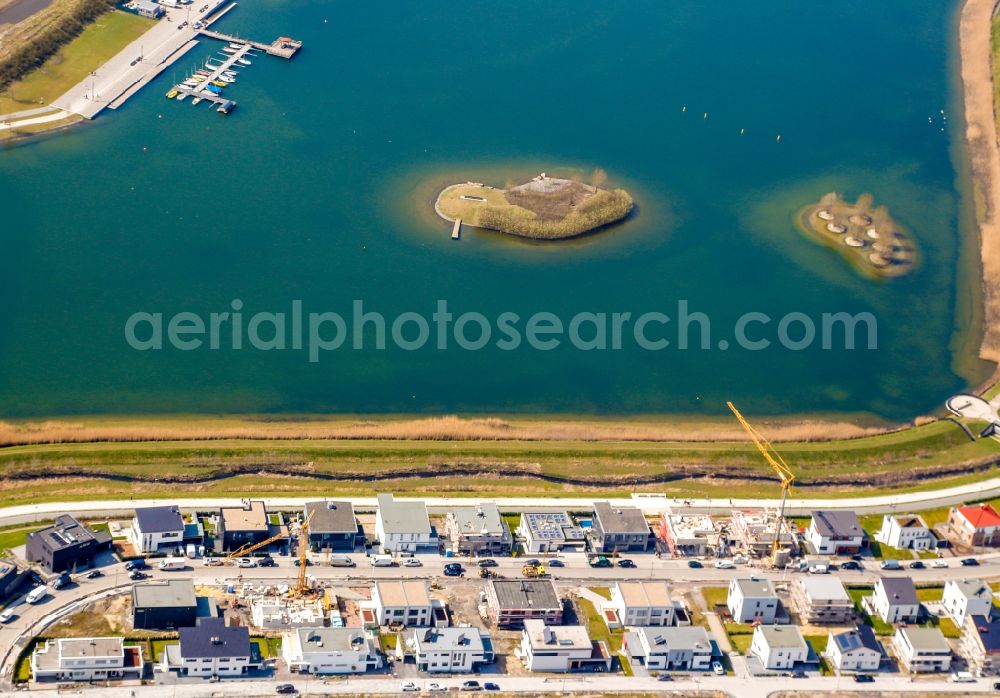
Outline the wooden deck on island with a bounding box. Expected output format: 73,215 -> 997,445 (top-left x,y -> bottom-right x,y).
452,219 -> 462,240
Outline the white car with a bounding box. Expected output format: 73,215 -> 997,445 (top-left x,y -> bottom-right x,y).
713,559 -> 735,569
400,681 -> 420,692
0,608 -> 15,623
403,558 -> 423,567
712,660 -> 725,675
202,557 -> 221,566
427,683 -> 445,692
930,559 -> 948,568
236,558 -> 256,568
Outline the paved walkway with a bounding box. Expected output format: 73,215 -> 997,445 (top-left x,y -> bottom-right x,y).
0,105 -> 59,121
0,109 -> 69,131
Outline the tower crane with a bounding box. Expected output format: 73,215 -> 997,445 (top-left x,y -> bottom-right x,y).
727,401 -> 796,564
293,510 -> 315,597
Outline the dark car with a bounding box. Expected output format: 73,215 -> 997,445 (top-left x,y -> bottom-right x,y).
523,559 -> 541,567
993,681 -> 1000,690
588,556 -> 612,568
547,559 -> 565,567
477,559 -> 498,568
908,560 -> 925,569
960,558 -> 979,566
258,556 -> 276,567
657,674 -> 673,682
52,574 -> 72,590
293,558 -> 313,567
688,560 -> 703,569
484,682 -> 500,691
617,559 -> 636,568
444,564 -> 464,577
840,561 -> 861,570
86,570 -> 103,579
791,670 -> 807,679
124,560 -> 148,571
128,571 -> 148,580
275,684 -> 297,694
460,680 -> 482,691
854,674 -> 874,683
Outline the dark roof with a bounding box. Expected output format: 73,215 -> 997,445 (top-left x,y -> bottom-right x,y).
833,625 -> 882,655
179,617 -> 251,659
29,515 -> 99,551
879,577 -> 918,605
490,579 -> 561,610
135,506 -> 184,534
304,501 -> 357,534
810,510 -> 862,538
968,615 -> 1000,653
593,502 -> 651,535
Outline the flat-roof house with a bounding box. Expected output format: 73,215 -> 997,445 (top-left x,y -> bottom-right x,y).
806,510 -> 864,555
26,515 -> 111,573
161,617 -> 255,677
412,627 -> 494,673
517,511 -> 586,554
32,637 -> 142,682
519,619 -> 611,673
304,501 -> 363,552
131,505 -> 185,554
959,614 -> 1000,677
869,577 -> 919,624
132,579 -> 198,630
621,626 -> 716,672
792,576 -> 853,625
487,579 -> 563,628
875,514 -> 935,551
133,0 -> 164,19
727,578 -> 779,624
590,502 -> 652,553
826,626 -> 882,673
942,579 -> 994,627
946,503 -> 1000,548
0,558 -> 32,602
444,503 -> 512,556
657,511 -> 721,557
607,581 -> 683,628
282,627 -> 382,674
893,626 -> 951,673
217,500 -> 273,552
372,580 -> 437,627
374,494 -> 437,553
750,625 -> 808,671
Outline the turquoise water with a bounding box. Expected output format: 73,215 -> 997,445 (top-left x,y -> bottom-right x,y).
0,0 -> 990,419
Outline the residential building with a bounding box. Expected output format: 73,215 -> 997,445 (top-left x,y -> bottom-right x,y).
806,510 -> 864,555
32,637 -> 142,682
792,576 -> 853,624
372,580 -> 436,627
826,626 -> 882,673
25,515 -> 111,573
942,579 -> 994,627
517,511 -> 586,553
374,494 -> 437,553
217,500 -> 277,552
946,503 -> 1000,548
304,501 -> 363,552
960,614 -> 1000,677
657,511 -> 722,557
412,627 -> 494,673
519,619 -> 611,673
443,503 -> 512,556
730,509 -> 795,557
727,577 -> 779,624
487,579 -> 563,628
282,627 -> 382,674
875,514 -> 935,551
621,626 -> 716,671
749,625 -> 808,670
607,581 -> 682,627
0,558 -> 32,602
893,627 -> 951,673
132,579 -> 198,630
869,577 -> 919,624
133,0 -> 164,19
131,505 -> 185,554
251,596 -> 326,629
590,502 -> 652,553
161,617 -> 255,677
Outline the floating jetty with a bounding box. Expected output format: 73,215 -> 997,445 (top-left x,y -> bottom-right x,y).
198,29 -> 303,59
452,219 -> 462,240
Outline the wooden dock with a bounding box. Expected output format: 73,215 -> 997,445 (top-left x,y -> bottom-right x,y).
171,43 -> 251,111
452,219 -> 462,240
198,29 -> 303,58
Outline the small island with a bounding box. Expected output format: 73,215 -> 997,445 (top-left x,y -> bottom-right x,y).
797,192 -> 917,278
435,172 -> 634,240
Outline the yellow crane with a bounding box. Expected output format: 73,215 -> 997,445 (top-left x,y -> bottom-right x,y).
727,401 -> 795,561
224,530 -> 288,562
293,511 -> 315,597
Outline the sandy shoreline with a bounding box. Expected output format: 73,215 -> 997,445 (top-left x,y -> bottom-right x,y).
960,0 -> 1000,364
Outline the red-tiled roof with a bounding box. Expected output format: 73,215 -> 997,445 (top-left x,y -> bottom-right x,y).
957,503 -> 1000,529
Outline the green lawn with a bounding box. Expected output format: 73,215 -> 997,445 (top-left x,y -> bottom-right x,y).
728,632 -> 753,654
0,10 -> 153,115
577,597 -> 630,675
922,615 -> 962,639
589,587 -> 612,600
867,540 -> 914,560
915,586 -> 943,603
847,586 -> 895,636
252,636 -> 282,658
0,524 -> 42,552
702,586 -> 728,610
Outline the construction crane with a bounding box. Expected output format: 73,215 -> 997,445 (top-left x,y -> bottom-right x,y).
727,401 -> 796,563
224,530 -> 288,562
293,511 -> 315,597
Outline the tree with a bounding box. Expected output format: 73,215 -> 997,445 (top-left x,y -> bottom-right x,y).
590,168 -> 607,193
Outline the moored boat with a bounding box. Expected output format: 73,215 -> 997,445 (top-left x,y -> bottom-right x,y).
166,89 -> 178,99
237,57 -> 251,66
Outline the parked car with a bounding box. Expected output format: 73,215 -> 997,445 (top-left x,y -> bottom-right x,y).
124,560 -> 148,571
426,683 -> 445,692
293,558 -> 312,567
443,564 -> 465,577
657,673 -> 673,681
370,555 -> 395,567
588,556 -> 612,568
128,571 -> 148,580
460,680 -> 482,691
688,560 -> 703,569
477,559 -> 498,568
329,555 -> 356,567
258,556 -> 276,567
400,681 -> 420,692
617,559 -> 636,568
879,560 -> 902,571
854,674 -> 874,683
908,560 -> 925,569
403,558 -> 423,567
791,670 -> 807,679
523,559 -> 541,567
960,558 -> 979,567
86,570 -> 103,579
930,559 -> 948,568
951,670 -> 976,683
275,684 -> 297,695
52,574 -> 72,590
547,559 -> 565,567
840,561 -> 861,570
714,560 -> 735,569
203,557 -> 222,566
0,608 -> 16,623
712,661 -> 725,675
236,558 -> 257,568
484,683 -> 500,691
850,554 -> 864,561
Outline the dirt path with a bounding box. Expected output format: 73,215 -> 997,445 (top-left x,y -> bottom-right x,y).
961,0 -> 1000,363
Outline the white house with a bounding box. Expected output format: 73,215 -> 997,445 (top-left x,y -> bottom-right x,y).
131,505 -> 185,553
412,627 -> 494,673
749,625 -> 808,670
806,510 -> 864,555
372,580 -> 436,627
826,626 -> 882,673
282,627 -> 382,674
727,577 -> 779,624
374,494 -> 437,553
621,626 -> 715,671
160,618 -> 255,677
869,577 -> 919,624
893,627 -> 951,673
32,638 -> 142,682
942,579 -> 994,627
875,514 -> 935,551
517,511 -> 587,553
519,619 -> 611,673
792,576 -> 853,625
607,581 -> 681,628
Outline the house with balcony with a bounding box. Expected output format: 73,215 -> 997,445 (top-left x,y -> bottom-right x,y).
590,502 -> 652,553
867,577 -> 919,624
304,501 -> 363,552
374,494 -> 437,553
749,625 -> 808,671
727,578 -> 779,624
791,576 -> 853,625
621,626 -> 716,672
32,638 -> 142,682
517,511 -> 587,554
875,514 -> 935,551
826,626 -> 882,673
959,614 -> 1000,677
942,579 -> 994,627
893,626 -> 951,673
605,581 -> 686,628
487,579 -> 563,629
281,627 -> 383,675
412,627 -> 494,673
160,617 -> 256,677
805,510 -> 864,555
444,503 -> 512,556
519,619 -> 611,673
131,506 -> 185,554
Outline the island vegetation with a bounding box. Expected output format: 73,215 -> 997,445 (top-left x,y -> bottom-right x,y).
797,192 -> 917,279
435,170 -> 634,240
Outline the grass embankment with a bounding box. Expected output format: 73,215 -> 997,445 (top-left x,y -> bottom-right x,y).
0,6 -> 153,115
0,418 -> 996,505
